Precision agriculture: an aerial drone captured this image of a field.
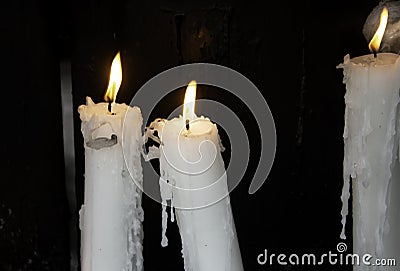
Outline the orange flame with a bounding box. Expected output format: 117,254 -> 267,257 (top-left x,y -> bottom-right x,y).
183,80 -> 197,122
104,52 -> 122,103
369,7 -> 388,53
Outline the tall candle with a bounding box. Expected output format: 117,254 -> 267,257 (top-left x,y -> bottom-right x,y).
338,7 -> 400,270
150,81 -> 243,271
78,53 -> 144,271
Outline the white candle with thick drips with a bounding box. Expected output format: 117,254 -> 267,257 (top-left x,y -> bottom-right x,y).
78,52 -> 144,271
154,81 -> 243,271
338,7 -> 400,270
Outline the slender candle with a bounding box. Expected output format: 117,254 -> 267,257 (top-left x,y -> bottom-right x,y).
78,52 -> 144,271
149,81 -> 243,271
338,7 -> 400,270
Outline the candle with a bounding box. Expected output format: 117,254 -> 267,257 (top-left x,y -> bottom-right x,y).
338,7 -> 400,270
150,81 -> 243,271
78,52 -> 144,271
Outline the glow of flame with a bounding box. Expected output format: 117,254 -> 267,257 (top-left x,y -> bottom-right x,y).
104,52 -> 122,103
369,6 -> 389,53
183,80 -> 197,122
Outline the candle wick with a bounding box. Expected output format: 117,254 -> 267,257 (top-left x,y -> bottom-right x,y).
185,119 -> 190,131
108,101 -> 115,115
373,50 -> 377,58
107,82 -> 117,115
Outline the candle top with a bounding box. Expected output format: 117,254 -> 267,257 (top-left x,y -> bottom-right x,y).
340,53 -> 400,68
78,97 -> 130,122
78,97 -> 142,149
163,115 -> 214,138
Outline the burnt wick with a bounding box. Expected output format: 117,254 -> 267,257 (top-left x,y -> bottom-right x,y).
108,101 -> 116,115
185,119 -> 190,130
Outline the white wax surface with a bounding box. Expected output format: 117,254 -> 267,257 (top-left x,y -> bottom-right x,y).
78,97 -> 144,271
339,53 -> 400,270
157,116 -> 243,271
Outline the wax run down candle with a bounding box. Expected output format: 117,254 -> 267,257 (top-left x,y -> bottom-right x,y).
78,52 -> 144,271
146,81 -> 243,271
338,7 -> 400,270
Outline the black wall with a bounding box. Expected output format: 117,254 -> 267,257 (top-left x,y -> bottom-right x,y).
2,0 -> 378,270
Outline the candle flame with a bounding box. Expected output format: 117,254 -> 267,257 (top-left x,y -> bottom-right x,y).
368,6 -> 388,53
104,52 -> 122,103
183,80 -> 197,122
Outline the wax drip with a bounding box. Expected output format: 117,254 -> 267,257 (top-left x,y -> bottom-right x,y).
160,172 -> 172,247
144,118 -> 166,146
340,94 -> 351,240
170,207 -> 175,223
338,55 -> 373,240
160,181 -> 169,247
143,118 -> 172,248
122,107 -> 144,271
170,178 -> 175,223
161,203 -> 169,247
376,85 -> 400,257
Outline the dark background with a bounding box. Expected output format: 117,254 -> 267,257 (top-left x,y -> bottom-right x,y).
1,0 -> 378,270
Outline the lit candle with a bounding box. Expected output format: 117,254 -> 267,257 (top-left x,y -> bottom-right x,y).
338,7 -> 400,269
151,81 -> 243,271
78,52 -> 144,271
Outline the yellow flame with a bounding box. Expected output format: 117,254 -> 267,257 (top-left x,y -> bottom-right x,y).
183,80 -> 197,122
104,52 -> 122,103
369,6 -> 389,53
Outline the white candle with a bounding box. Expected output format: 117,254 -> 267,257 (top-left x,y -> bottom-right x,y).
78,52 -> 144,271
338,7 -> 400,269
152,81 -> 243,271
